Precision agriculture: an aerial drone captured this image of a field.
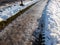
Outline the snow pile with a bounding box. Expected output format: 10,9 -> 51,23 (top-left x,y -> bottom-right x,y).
0,0 -> 38,22
43,0 -> 60,45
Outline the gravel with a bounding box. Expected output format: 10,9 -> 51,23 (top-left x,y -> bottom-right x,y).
0,0 -> 48,45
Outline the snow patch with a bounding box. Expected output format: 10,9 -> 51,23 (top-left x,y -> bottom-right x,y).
0,0 -> 38,22
43,0 -> 60,45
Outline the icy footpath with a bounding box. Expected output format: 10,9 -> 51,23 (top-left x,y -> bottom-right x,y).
0,0 -> 38,22
43,0 -> 60,45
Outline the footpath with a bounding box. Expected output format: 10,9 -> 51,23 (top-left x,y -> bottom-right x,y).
0,0 -> 48,45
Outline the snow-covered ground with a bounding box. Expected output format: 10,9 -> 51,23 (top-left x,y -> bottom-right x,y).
0,0 -> 38,22
43,0 -> 60,45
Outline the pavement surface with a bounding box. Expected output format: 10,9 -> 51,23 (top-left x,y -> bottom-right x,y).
0,0 -> 48,45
